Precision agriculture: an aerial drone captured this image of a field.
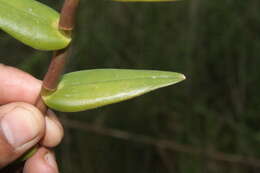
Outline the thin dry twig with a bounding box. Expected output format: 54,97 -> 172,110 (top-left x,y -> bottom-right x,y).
61,118 -> 260,168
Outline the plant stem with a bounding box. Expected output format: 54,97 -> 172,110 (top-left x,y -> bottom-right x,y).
35,49 -> 69,113
59,0 -> 80,31
35,0 -> 79,114
42,49 -> 68,91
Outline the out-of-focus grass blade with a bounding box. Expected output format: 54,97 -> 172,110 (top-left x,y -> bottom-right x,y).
42,69 -> 185,112
0,0 -> 71,50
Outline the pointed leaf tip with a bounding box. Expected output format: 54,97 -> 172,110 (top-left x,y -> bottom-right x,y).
42,69 -> 185,112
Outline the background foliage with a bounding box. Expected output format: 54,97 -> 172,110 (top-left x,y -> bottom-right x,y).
1,0 -> 260,172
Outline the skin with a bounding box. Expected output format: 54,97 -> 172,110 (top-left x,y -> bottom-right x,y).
0,64 -> 64,173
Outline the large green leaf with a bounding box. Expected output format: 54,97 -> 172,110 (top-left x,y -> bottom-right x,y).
42,69 -> 185,112
0,0 -> 71,50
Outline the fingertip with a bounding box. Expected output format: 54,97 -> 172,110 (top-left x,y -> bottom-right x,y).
0,102 -> 45,167
41,111 -> 64,147
24,147 -> 59,173
0,103 -> 45,150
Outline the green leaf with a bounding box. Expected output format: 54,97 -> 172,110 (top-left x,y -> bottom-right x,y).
42,69 -> 185,112
0,0 -> 71,50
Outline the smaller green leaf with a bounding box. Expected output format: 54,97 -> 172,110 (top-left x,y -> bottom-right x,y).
0,0 -> 71,50
42,69 -> 185,112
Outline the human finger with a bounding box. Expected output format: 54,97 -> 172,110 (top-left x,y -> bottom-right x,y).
0,102 -> 44,168
23,147 -> 59,173
41,110 -> 64,147
0,64 -> 41,105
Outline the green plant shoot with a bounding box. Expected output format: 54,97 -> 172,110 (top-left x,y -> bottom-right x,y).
0,0 -> 71,50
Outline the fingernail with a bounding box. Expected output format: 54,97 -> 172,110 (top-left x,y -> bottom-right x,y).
44,152 -> 58,171
0,106 -> 41,149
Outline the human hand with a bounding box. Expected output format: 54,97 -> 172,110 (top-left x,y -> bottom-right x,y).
0,64 -> 64,173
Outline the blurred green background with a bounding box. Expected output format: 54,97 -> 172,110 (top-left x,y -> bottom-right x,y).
1,0 -> 260,172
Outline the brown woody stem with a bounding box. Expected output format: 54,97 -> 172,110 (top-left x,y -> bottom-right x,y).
59,0 -> 80,31
35,95 -> 48,114
34,0 -> 79,114
42,48 -> 68,91
35,48 -> 70,114
34,48 -> 69,114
